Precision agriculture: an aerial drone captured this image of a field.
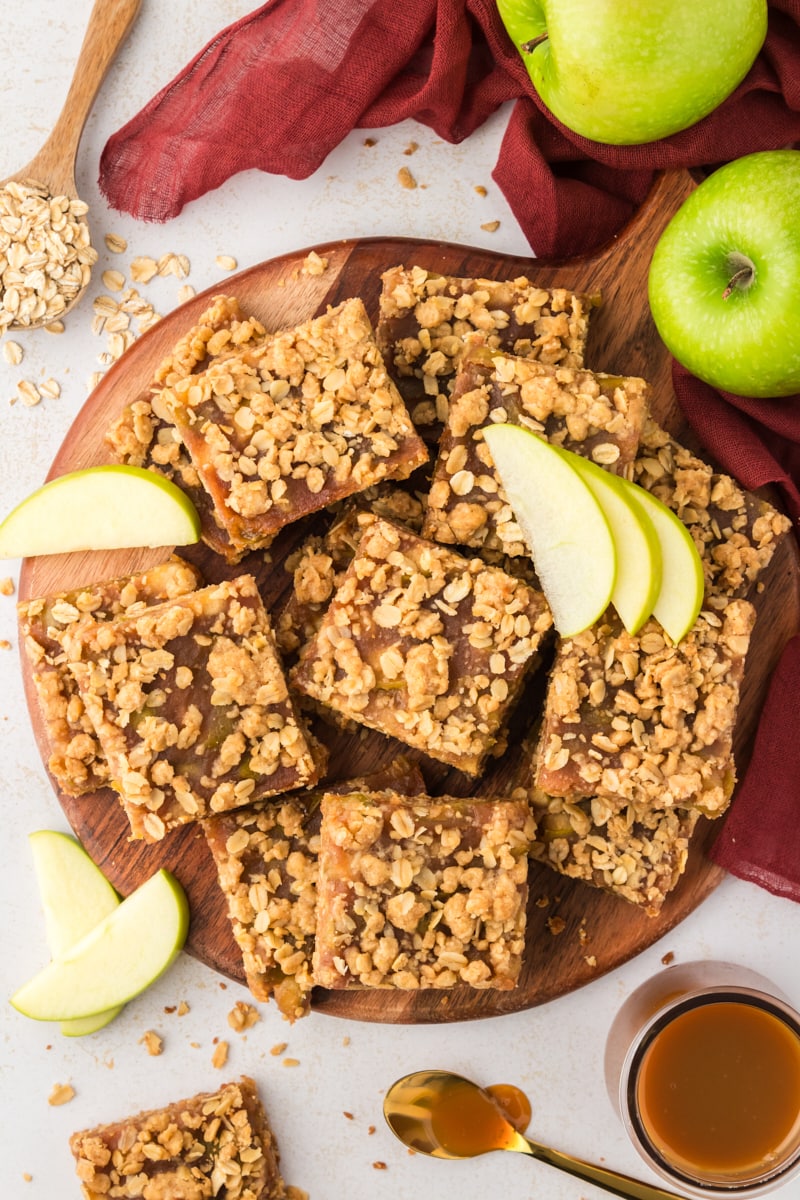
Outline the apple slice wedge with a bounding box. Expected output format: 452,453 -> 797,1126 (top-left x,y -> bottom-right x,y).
0,465 -> 201,559
29,830 -> 123,1036
482,422 -> 616,637
556,450 -> 663,636
632,485 -> 705,644
10,869 -> 189,1022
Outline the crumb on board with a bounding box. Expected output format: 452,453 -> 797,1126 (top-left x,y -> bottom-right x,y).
212,1041 -> 230,1069
139,1031 -> 163,1056
228,1000 -> 261,1032
480,220 -> 500,232
271,1042 -> 288,1057
547,916 -> 566,936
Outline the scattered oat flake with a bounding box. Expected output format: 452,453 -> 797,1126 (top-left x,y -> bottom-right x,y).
212,1041 -> 229,1069
474,184 -> 488,196
104,232 -> 127,253
130,256 -> 158,284
228,1000 -> 260,1032
3,340 -> 22,364
282,1057 -> 300,1068
585,954 -> 598,968
39,378 -> 60,399
270,1042 -> 288,1056
17,380 -> 40,406
216,254 -> 237,271
45,320 -> 64,334
139,1030 -> 163,1056
480,220 -> 500,233
0,577 -> 15,596
547,915 -> 566,935
177,284 -> 196,304
101,269 -> 125,292
48,1082 -> 75,1106
397,166 -> 417,190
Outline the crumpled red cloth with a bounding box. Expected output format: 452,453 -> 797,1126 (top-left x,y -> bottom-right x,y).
99,0 -> 800,259
99,1 -> 800,901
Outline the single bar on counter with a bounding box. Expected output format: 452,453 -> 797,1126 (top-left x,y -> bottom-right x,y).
70,1076 -> 287,1200
422,350 -> 650,556
63,575 -> 324,842
156,297 -> 428,559
202,757 -> 426,1022
18,557 -> 202,798
290,517 -> 553,776
314,789 -> 536,991
106,294 -> 269,560
376,264 -> 598,425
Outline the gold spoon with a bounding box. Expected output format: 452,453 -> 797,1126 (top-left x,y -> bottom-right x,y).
383,1070 -> 690,1200
0,0 -> 142,330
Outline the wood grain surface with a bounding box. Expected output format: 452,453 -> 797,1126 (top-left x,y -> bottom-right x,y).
18,169 -> 800,1024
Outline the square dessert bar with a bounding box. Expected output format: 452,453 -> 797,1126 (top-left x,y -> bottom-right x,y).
157,297 -> 428,559
422,351 -> 650,555
523,780 -> 699,917
18,557 -> 202,798
376,264 -> 598,423
274,490 -> 423,660
533,419 -> 792,819
106,294 -> 269,560
64,574 -> 323,842
203,757 -> 425,1022
70,1076 -> 287,1200
290,517 -> 553,775
314,789 -> 535,991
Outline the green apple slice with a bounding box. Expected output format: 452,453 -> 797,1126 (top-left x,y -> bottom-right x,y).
554,450 -> 663,636
632,485 -> 705,644
482,422 -> 616,637
10,868 -> 189,1022
0,465 -> 201,559
29,830 -> 123,1036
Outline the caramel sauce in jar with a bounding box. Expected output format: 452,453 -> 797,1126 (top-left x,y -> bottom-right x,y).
632,996 -> 800,1187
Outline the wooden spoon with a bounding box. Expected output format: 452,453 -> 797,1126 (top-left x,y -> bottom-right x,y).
0,0 -> 142,330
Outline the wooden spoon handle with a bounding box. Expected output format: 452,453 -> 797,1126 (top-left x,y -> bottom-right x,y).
25,0 -> 142,194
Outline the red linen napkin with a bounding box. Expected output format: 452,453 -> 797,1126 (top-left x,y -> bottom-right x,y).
98,1 -> 800,899
98,0 -> 800,259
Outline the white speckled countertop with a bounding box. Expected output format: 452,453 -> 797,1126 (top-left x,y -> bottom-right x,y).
1,5 -> 799,1199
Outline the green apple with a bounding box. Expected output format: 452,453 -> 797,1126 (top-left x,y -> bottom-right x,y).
482,422 -> 616,637
10,868 -> 189,1022
554,450 -> 662,636
633,485 -> 705,644
495,0 -> 767,146
649,151 -> 800,398
29,831 -> 123,1036
0,464 -> 201,559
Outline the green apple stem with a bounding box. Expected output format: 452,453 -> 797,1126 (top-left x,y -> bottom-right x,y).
722,253 -> 755,300
521,33 -> 548,52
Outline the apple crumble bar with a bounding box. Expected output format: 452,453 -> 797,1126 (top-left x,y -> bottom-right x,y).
203,758 -> 425,1022
376,265 -> 598,424
290,517 -> 553,775
157,297 -> 428,559
70,1076 -> 287,1200
18,557 -> 202,797
63,575 -> 323,842
106,294 -> 269,560
314,789 -> 535,990
422,351 -> 650,555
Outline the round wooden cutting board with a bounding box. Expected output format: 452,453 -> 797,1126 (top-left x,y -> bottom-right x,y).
18,169 -> 800,1024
